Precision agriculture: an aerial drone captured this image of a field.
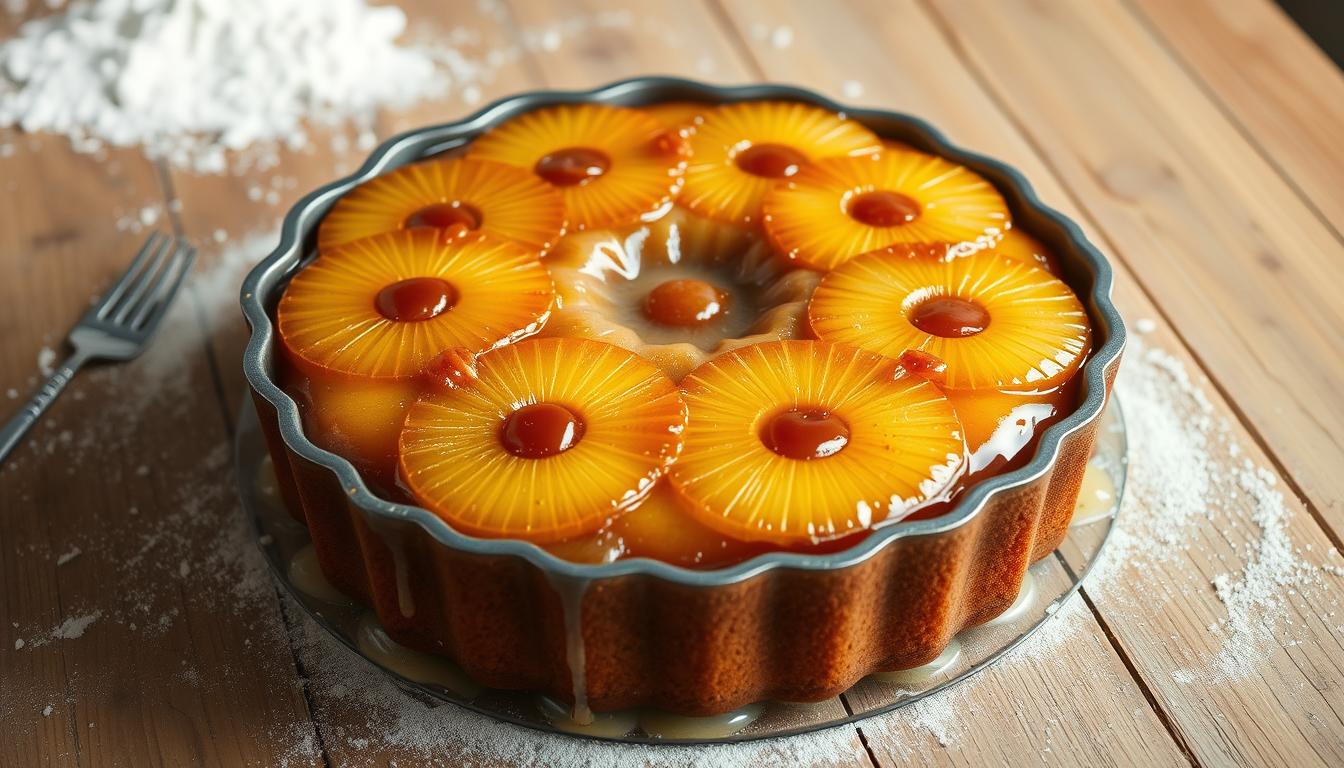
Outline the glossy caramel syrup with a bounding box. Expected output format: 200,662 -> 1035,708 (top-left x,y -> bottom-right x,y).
762,408 -> 850,460
735,143 -> 807,178
595,261 -> 760,350
909,297 -> 990,338
642,278 -> 729,327
278,105 -> 1090,570
847,190 -> 921,227
500,403 -> 584,458
536,147 -> 611,186
403,202 -> 481,235
374,277 -> 457,322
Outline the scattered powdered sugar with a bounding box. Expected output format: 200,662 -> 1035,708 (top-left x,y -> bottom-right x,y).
26,610 -> 102,647
36,345 -> 55,376
55,545 -> 81,565
1085,324 -> 1338,683
0,0 -> 447,172
283,604 -> 866,768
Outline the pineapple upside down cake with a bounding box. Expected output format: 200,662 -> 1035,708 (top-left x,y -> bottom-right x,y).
260,95 -> 1108,714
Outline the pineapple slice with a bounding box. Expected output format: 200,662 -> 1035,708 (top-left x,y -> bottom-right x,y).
762,149 -> 1009,270
679,101 -> 881,225
808,250 -> 1090,391
468,104 -> 688,231
398,338 -> 686,543
987,227 -> 1060,275
610,481 -> 762,567
644,101 -> 709,134
277,230 -> 552,379
669,340 -> 965,545
316,156 -> 566,254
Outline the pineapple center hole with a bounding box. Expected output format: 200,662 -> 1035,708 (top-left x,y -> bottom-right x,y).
762,408 -> 850,460
847,190 -> 921,227
642,279 -> 729,327
910,296 -> 990,338
404,202 -> 481,235
374,277 -> 458,322
535,147 -> 610,186
735,143 -> 807,178
500,403 -> 585,459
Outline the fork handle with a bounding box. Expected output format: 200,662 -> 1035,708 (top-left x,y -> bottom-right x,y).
0,351 -> 88,465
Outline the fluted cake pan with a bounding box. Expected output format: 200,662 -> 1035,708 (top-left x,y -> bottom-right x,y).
240,78 -> 1126,716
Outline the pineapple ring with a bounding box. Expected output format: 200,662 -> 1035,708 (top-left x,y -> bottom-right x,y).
670,340 -> 965,545
644,101 -> 710,134
986,227 -> 1061,275
542,206 -> 822,381
467,104 -> 688,232
679,101 -> 882,225
398,338 -> 686,543
277,230 -> 553,380
808,250 -> 1091,391
762,149 -> 1010,270
316,156 -> 566,254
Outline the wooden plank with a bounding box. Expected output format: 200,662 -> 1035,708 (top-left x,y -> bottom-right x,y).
1127,0 -> 1344,233
0,136 -> 319,766
927,0 -> 1344,534
157,2 -> 540,764
849,560 -> 1186,767
501,0 -> 1186,764
710,0 -> 1344,764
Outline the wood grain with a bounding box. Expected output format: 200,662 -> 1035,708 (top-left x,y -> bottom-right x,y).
711,0 -> 1344,765
925,0 -> 1344,535
1127,0 -> 1344,234
4,0 -> 1344,764
0,138 -> 320,766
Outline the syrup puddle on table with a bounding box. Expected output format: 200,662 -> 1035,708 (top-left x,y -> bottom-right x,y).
1071,458 -> 1118,526
288,544 -> 355,606
354,613 -> 482,700
537,695 -> 639,738
985,570 -> 1037,627
535,697 -> 765,739
870,638 -> 963,686
638,703 -> 765,739
255,456 -> 281,508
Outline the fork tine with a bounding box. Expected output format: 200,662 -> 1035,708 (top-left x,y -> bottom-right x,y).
108,235 -> 176,325
129,242 -> 196,333
95,232 -> 165,318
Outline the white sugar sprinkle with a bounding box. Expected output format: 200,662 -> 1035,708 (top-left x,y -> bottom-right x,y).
0,0 -> 448,173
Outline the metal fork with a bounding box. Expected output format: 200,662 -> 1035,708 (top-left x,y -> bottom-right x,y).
0,232 -> 196,464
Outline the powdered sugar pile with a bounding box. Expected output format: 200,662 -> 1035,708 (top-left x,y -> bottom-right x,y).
0,0 -> 446,172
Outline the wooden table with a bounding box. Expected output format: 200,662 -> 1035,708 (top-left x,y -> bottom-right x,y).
3,0 -> 1342,764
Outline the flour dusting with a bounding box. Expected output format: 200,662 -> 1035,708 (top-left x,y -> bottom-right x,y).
0,0 -> 446,172
1085,326 -> 1337,684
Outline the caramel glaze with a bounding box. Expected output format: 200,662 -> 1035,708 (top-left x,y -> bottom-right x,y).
536,147 -> 611,186
279,133 -> 1087,569
500,403 -> 584,459
281,350 -> 1080,568
734,143 -> 807,178
909,296 -> 990,338
404,202 -> 481,235
642,279 -> 729,327
374,277 -> 457,322
848,190 -> 921,227
762,408 -> 850,460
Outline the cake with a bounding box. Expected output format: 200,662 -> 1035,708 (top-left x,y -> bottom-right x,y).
245,89 -> 1123,719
